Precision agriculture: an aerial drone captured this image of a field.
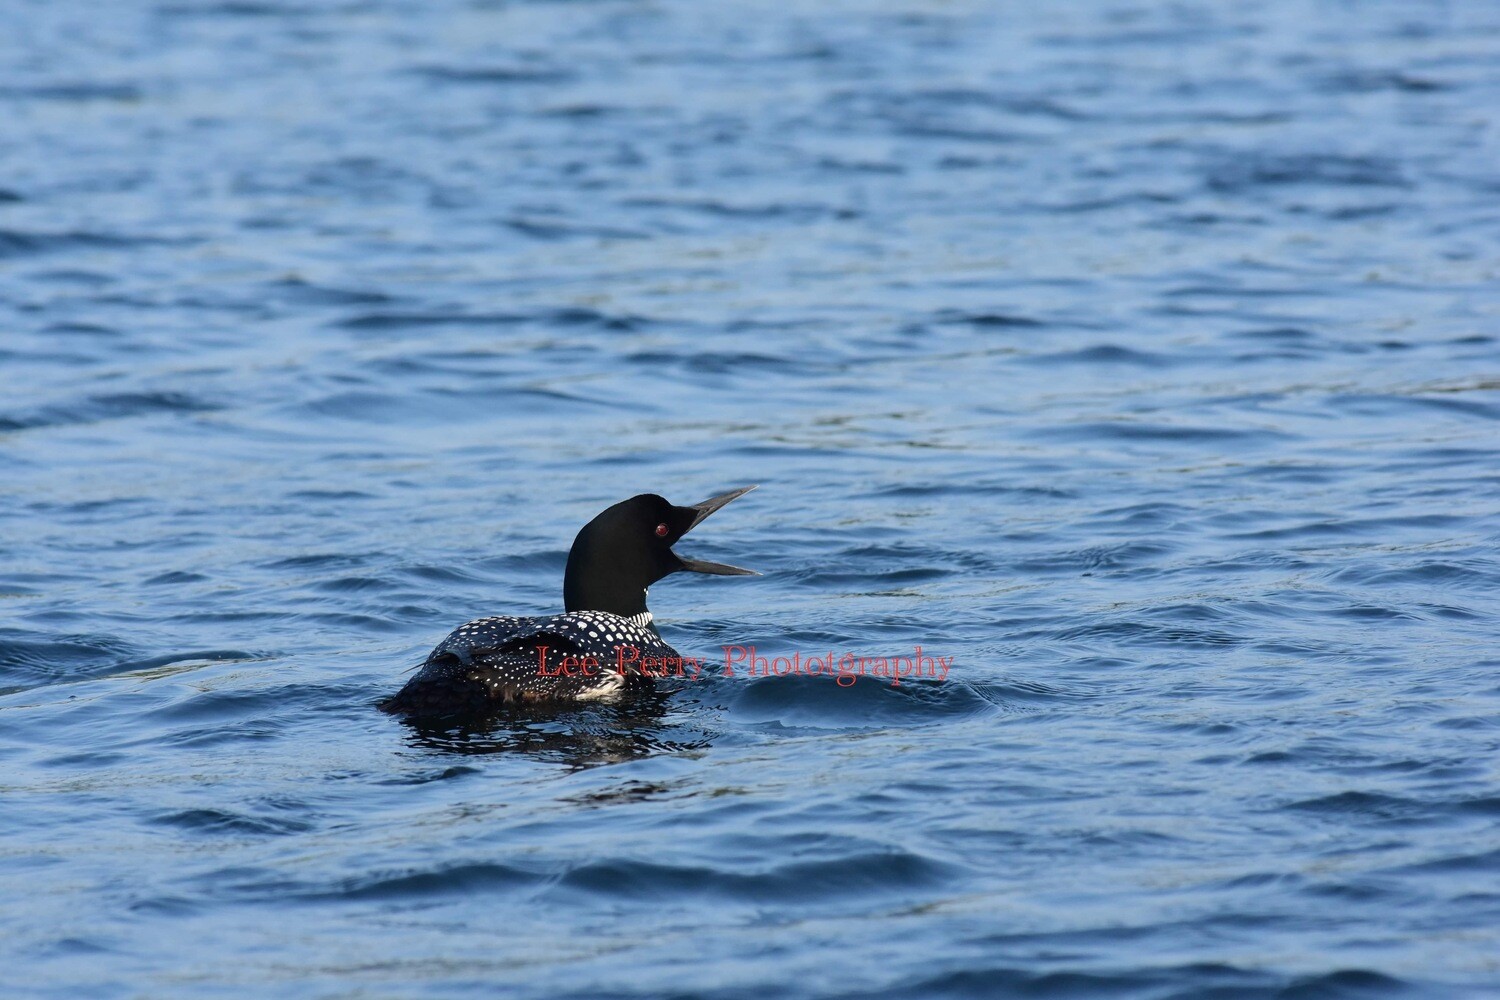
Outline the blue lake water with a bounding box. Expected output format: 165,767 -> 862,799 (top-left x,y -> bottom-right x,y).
3,1 -> 1499,996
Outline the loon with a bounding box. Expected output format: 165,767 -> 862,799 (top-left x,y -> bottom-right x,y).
380,486 -> 756,718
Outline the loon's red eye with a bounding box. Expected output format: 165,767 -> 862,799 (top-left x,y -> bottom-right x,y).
655,523 -> 669,538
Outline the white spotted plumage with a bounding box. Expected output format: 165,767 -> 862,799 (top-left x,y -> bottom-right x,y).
386,609 -> 675,710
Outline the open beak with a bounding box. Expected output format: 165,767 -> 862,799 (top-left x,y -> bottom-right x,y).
676,485 -> 758,576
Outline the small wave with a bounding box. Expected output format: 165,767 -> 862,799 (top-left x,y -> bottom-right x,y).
283,489 -> 375,502
0,631 -> 139,687
1229,513 -> 1462,541
149,807 -> 311,836
264,277 -> 393,306
0,83 -> 143,102
1013,540 -> 1174,574
158,2 -> 299,16
377,764 -> 481,786
1028,420 -> 1294,446
336,311 -> 527,331
887,965 -> 1412,999
1022,344 -> 1173,367
1054,618 -> 1246,648
619,195 -> 849,222
721,674 -> 997,729
146,680 -> 348,726
869,482 -> 1074,499
505,216 -> 649,240
1286,970 -> 1421,999
410,65 -> 574,85
1329,392 -> 1500,422
1043,191 -> 1181,213
43,321 -> 120,337
0,638 -> 260,696
1280,791 -> 1425,822
335,306 -> 641,332
548,306 -> 644,329
262,553 -> 374,571
1318,70 -> 1446,94
143,571 -> 211,585
624,350 -> 800,375
1390,847 -> 1500,875
1231,326 -> 1318,341
1206,153 -> 1409,191
294,387 -> 606,424
0,390 -> 219,433
932,309 -> 1046,329
555,849 -> 956,903
0,228 -> 168,258
312,575 -> 398,595
540,103 -> 623,119
314,862 -> 539,901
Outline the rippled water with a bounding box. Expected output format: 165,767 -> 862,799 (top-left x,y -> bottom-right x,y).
3,1 -> 1499,996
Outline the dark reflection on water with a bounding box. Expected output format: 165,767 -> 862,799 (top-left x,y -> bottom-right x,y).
393,692 -> 712,768
3,0 -> 1500,997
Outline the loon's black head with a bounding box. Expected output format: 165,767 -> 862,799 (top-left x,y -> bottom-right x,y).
563,486 -> 757,617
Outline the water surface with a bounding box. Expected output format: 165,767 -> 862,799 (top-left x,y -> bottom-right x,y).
2,1 -> 1499,997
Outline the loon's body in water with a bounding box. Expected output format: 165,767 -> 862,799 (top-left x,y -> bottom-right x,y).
381,487 -> 756,718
